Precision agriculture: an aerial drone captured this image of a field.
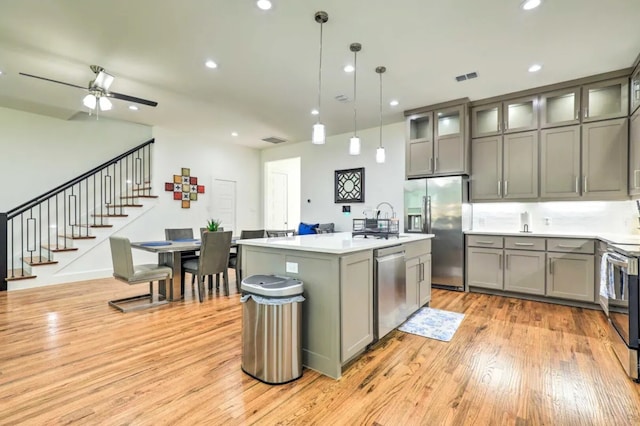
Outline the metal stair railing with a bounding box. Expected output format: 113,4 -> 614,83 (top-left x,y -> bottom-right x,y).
1,138 -> 155,290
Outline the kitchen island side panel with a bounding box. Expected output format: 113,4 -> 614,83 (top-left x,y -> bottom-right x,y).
242,245 -> 343,379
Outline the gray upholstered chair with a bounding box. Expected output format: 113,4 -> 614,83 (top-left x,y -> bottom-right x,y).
266,229 -> 295,237
229,229 -> 265,287
182,231 -> 233,300
108,236 -> 173,312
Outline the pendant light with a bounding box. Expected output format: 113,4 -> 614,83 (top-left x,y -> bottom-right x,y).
375,66 -> 386,163
312,11 -> 328,145
349,43 -> 362,155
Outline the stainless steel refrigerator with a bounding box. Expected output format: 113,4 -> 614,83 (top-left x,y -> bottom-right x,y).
404,176 -> 472,290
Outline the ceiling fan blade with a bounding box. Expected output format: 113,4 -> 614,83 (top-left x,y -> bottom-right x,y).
19,72 -> 86,90
108,91 -> 158,107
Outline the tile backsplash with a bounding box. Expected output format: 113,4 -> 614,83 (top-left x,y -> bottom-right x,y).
472,201 -> 640,235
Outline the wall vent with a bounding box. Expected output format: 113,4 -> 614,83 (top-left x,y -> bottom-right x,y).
334,94 -> 350,103
262,136 -> 287,144
455,71 -> 478,82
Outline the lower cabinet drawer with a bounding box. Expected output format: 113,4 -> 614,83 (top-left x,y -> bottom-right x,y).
505,237 -> 545,251
547,238 -> 594,254
467,235 -> 503,248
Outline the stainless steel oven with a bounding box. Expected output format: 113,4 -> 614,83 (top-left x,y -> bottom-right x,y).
605,247 -> 640,381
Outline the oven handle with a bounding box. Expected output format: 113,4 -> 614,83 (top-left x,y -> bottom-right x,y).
607,251 -> 639,275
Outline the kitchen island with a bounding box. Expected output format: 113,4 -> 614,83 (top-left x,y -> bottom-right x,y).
239,231 -> 433,379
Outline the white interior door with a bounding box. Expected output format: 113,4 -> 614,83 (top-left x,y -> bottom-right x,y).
267,172 -> 288,229
212,179 -> 236,235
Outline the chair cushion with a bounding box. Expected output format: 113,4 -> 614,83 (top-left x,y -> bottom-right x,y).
115,264 -> 172,284
183,259 -> 199,272
298,222 -> 319,235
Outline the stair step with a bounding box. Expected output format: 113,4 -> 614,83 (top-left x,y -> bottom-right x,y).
90,224 -> 114,228
5,270 -> 37,281
23,257 -> 58,266
91,214 -> 129,218
120,195 -> 158,199
42,245 -> 78,253
106,204 -> 144,208
58,234 -> 96,240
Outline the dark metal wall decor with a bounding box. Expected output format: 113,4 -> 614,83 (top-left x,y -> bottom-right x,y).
164,167 -> 205,208
335,167 -> 364,203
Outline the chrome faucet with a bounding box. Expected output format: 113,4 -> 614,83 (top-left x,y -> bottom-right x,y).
376,202 -> 396,219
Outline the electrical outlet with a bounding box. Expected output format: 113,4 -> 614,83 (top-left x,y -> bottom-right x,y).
544,217 -> 551,226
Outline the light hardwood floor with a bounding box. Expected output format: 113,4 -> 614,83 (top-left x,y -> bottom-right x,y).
1,276 -> 639,425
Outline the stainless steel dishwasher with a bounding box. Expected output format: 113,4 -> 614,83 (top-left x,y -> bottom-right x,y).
373,245 -> 406,342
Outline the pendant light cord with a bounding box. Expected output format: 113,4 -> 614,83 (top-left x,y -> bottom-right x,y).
317,22 -> 323,123
353,50 -> 357,136
379,71 -> 383,148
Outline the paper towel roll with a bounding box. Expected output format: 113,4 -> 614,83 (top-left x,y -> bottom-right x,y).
520,211 -> 531,232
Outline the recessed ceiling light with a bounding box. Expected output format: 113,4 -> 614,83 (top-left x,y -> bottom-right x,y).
0,70 -> 4,76
128,105 -> 139,111
343,65 -> 354,73
521,0 -> 541,10
231,132 -> 238,137
256,0 -> 272,10
528,64 -> 542,73
311,109 -> 319,115
389,100 -> 399,107
205,60 -> 218,69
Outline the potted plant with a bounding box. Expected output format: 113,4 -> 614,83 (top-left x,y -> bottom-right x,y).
206,218 -> 221,232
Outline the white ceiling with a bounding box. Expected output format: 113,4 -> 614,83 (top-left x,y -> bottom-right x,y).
1,0 -> 639,149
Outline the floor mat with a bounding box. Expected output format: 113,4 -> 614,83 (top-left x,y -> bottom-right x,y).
398,307 -> 465,342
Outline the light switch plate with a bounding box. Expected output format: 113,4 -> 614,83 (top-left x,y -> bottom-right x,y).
286,262 -> 298,274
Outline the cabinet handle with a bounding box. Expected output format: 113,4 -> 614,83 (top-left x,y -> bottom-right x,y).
549,258 -> 553,274
557,244 -> 579,249
583,176 -> 588,193
574,175 -> 579,193
504,121 -> 508,131
429,157 -> 433,172
499,254 -> 503,270
435,157 -> 439,172
514,242 -> 534,246
504,180 -> 508,197
476,240 -> 495,245
497,180 -> 502,197
575,109 -> 579,120
634,170 -> 640,189
584,107 -> 588,118
506,254 -> 509,269
421,262 -> 425,281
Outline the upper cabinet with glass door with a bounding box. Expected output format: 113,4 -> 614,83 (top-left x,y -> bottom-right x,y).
631,66 -> 640,115
406,112 -> 434,177
539,87 -> 581,128
471,96 -> 538,138
582,77 -> 628,122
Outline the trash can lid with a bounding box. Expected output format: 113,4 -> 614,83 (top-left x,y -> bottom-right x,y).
241,274 -> 303,297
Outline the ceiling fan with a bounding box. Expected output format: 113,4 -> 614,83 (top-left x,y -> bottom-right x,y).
19,65 -> 158,110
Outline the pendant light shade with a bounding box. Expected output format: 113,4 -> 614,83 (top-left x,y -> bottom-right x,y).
375,66 -> 387,164
312,11 -> 328,145
349,42 -> 362,155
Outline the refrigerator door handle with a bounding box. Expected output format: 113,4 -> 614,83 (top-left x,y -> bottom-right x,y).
425,196 -> 432,233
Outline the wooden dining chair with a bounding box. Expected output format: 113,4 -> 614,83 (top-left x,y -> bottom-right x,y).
182,231 -> 233,300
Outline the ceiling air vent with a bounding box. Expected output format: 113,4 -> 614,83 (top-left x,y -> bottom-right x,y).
262,136 -> 287,144
455,71 -> 478,82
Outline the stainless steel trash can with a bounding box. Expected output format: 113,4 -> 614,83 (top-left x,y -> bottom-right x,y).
240,274 -> 304,384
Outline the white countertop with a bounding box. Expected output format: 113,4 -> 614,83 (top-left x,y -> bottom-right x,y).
465,230 -> 640,245
238,232 -> 434,254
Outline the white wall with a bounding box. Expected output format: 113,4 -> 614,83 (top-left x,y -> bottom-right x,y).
261,122 -> 406,232
472,200 -> 640,235
0,107 -> 152,210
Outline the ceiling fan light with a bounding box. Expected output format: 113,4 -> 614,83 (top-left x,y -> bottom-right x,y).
349,136 -> 361,155
99,96 -> 112,111
83,94 -> 97,109
94,71 -> 114,90
312,123 -> 325,144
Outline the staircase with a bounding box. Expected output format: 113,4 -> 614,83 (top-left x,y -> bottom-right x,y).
1,139 -> 156,291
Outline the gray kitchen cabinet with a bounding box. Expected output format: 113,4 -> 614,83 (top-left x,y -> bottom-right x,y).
503,131 -> 538,199
546,252 -> 595,302
632,66 -> 640,115
405,241 -> 431,313
539,87 -> 581,128
340,250 -> 374,363
540,125 -> 582,199
471,96 -> 538,138
470,136 -> 502,201
467,247 -> 503,290
628,109 -> 640,196
406,112 -> 433,176
419,254 -> 431,306
471,131 -> 538,201
582,118 -> 628,198
582,77 -> 629,122
406,104 -> 468,178
503,249 -> 546,296
405,257 -> 420,315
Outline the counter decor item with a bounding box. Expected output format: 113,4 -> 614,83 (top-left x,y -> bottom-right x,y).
520,211 -> 532,233
206,218 -> 221,232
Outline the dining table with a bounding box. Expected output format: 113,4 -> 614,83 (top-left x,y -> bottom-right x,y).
131,237 -> 238,301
